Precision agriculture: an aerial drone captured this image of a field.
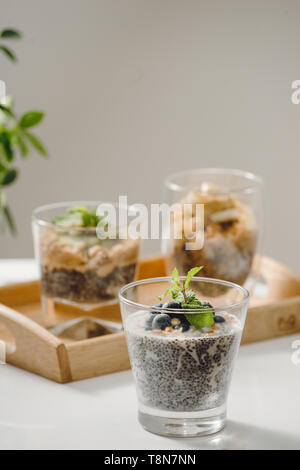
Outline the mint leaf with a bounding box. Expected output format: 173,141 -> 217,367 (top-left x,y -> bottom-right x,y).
157,288 -> 171,301
171,267 -> 181,291
184,300 -> 215,329
185,311 -> 214,329
172,290 -> 184,302
182,298 -> 202,309
68,206 -> 88,215
82,211 -> 100,227
186,289 -> 196,303
98,216 -> 108,227
53,206 -> 107,228
184,266 -> 203,289
156,265 -> 215,330
52,212 -> 82,227
172,267 -> 180,283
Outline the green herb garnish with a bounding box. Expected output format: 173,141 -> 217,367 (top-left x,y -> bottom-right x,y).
184,311 -> 214,329
158,266 -> 215,329
53,206 -> 108,228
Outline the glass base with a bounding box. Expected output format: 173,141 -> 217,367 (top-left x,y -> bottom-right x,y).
41,295 -> 119,329
138,404 -> 226,437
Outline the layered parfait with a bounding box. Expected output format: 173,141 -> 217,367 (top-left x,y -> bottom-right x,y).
125,267 -> 243,414
35,205 -> 140,307
166,184 -> 258,287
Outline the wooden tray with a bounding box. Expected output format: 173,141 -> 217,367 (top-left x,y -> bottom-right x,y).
0,255 -> 299,383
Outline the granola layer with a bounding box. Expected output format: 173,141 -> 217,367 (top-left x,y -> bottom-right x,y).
39,227 -> 140,302
167,190 -> 257,287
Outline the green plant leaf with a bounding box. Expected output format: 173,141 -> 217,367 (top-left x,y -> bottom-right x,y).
0,168 -> 18,186
0,45 -> 17,62
15,134 -> 29,157
24,131 -> 48,156
0,189 -> 6,209
184,266 -> 203,289
0,104 -> 16,119
0,160 -> 7,172
3,205 -> 16,235
0,132 -> 14,162
19,111 -> 44,128
0,29 -> 22,39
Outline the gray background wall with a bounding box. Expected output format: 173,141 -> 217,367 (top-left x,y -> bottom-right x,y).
1,0 -> 300,273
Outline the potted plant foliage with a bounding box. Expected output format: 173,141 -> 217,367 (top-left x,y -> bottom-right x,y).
0,27 -> 47,234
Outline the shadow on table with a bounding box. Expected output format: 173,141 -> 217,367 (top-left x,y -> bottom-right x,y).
166,420 -> 300,450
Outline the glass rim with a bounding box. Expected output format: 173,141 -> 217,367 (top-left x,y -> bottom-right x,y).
164,168 -> 263,195
32,200 -> 140,230
119,276 -> 249,313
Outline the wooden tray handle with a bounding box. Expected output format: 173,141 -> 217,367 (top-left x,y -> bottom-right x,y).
0,303 -> 72,383
243,295 -> 300,343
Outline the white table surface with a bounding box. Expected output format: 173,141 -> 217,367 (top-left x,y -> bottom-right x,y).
0,260 -> 299,450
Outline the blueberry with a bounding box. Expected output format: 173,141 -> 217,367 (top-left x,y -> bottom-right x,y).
162,301 -> 182,310
181,316 -> 191,331
214,315 -> 225,323
202,302 -> 213,309
170,315 -> 190,332
176,318 -> 190,332
152,313 -> 171,330
144,312 -> 155,330
150,303 -> 163,314
144,306 -> 162,330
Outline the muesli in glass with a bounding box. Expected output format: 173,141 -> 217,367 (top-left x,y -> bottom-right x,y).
32,202 -> 141,328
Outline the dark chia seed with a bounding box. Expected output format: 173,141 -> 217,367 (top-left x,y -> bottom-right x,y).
126,312 -> 241,412
41,263 -> 137,303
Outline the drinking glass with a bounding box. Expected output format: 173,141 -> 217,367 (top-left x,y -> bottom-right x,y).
162,168 -> 263,294
32,201 -> 141,328
119,276 -> 249,437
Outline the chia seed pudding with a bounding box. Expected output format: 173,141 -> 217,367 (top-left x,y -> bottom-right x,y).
126,310 -> 242,412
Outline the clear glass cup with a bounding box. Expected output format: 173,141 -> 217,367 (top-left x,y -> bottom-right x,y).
32,201 -> 141,328
162,168 -> 263,294
119,276 -> 249,437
